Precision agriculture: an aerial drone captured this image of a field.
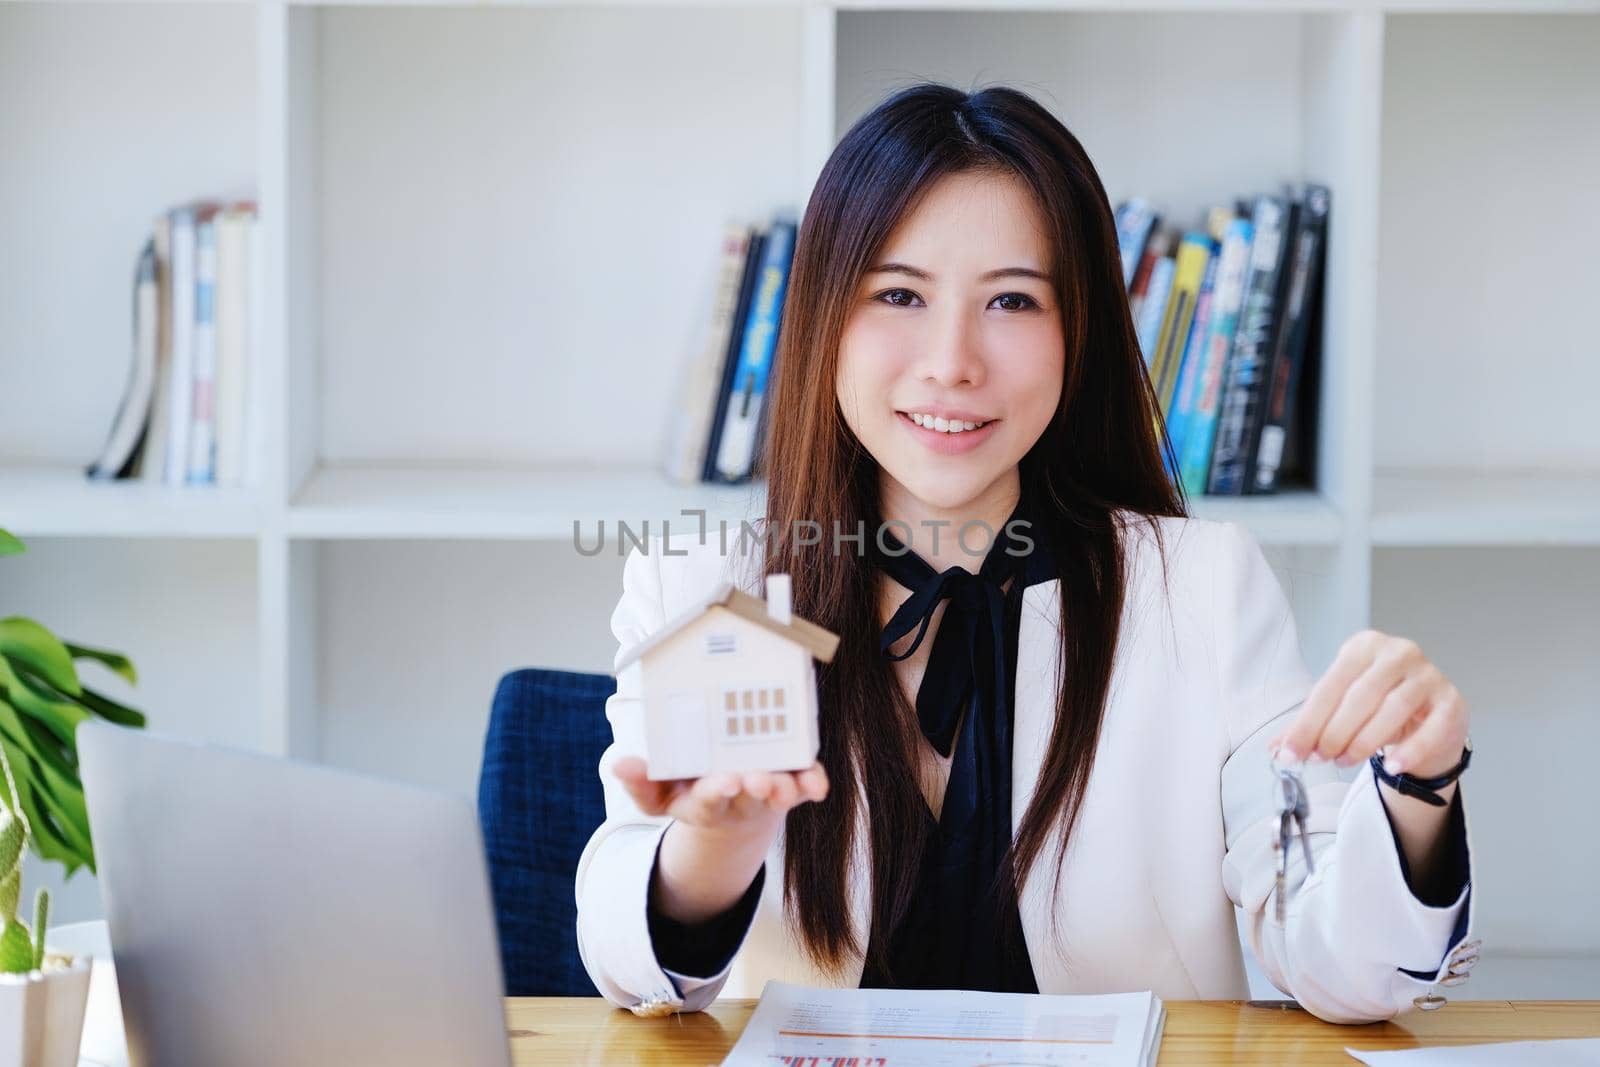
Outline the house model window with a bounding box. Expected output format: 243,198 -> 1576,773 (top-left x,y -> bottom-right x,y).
722,686 -> 790,742
615,572 -> 841,781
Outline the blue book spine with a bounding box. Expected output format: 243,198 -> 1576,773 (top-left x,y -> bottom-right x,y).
1180,217 -> 1254,496
1164,252 -> 1219,483
187,217 -> 218,485
711,218 -> 796,483
1135,256 -> 1175,367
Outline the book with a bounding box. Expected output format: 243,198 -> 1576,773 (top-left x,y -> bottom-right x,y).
242,203 -> 264,489
1115,198 -> 1159,288
86,239 -> 160,480
1127,227 -> 1167,326
138,215 -> 174,482
1179,215 -> 1254,496
186,207 -> 221,485
1208,194 -> 1295,495
214,204 -> 255,488
162,205 -> 199,486
1135,257 -> 1174,370
664,222 -> 754,485
709,216 -> 796,485
1149,231 -> 1215,414
1163,249 -> 1220,480
1251,184 -> 1329,493
702,226 -> 767,483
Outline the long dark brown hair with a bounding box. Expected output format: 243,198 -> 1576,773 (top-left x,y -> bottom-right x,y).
760,82 -> 1187,980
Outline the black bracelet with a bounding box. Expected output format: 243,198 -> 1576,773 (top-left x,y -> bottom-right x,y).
1370,741 -> 1472,807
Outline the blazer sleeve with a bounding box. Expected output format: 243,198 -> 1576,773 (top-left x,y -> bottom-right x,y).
1213,522 -> 1477,1024
573,542 -> 761,1015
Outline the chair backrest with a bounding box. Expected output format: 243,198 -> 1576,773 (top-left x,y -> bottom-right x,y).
478,667 -> 616,996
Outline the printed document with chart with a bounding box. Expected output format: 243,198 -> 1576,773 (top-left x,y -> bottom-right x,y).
720,981 -> 1165,1067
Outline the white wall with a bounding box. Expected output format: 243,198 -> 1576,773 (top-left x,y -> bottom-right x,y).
313,6 -> 808,467
1377,14 -> 1600,471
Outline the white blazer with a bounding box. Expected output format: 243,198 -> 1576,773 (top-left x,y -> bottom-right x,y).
574,514 -> 1476,1023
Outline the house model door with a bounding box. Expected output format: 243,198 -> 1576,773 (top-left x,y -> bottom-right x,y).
657,691 -> 711,779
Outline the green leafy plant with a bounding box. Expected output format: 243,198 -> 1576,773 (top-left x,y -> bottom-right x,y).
0,527 -> 146,876
0,743 -> 51,973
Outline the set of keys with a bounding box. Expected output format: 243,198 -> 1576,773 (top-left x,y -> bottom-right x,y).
1271,759 -> 1316,924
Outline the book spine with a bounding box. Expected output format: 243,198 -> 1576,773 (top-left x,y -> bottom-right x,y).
1151,232 -> 1214,414
1179,217 -> 1254,496
1208,196 -> 1290,495
138,215 -> 173,482
187,215 -> 219,485
88,239 -> 161,480
1134,255 -> 1174,367
1164,251 -> 1220,480
242,209 -> 264,489
665,223 -> 752,484
711,218 -> 796,484
214,206 -> 252,488
1116,199 -> 1158,288
702,228 -> 767,483
1251,185 -> 1329,494
163,206 -> 197,486
1239,195 -> 1302,493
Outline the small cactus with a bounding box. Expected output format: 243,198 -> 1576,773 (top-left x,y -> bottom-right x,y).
0,742 -> 52,974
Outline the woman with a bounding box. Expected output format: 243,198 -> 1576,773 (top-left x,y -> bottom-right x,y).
574,82 -> 1475,1024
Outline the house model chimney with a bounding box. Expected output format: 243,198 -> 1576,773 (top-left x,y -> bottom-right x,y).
766,573 -> 792,626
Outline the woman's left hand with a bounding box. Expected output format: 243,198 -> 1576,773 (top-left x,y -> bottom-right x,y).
1273,629 -> 1470,778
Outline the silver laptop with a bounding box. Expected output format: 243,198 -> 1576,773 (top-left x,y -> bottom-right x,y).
78,721 -> 512,1067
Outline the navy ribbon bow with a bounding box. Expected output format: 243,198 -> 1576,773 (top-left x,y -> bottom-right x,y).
873,515 -> 1032,759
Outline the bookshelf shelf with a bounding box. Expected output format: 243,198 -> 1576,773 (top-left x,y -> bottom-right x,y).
1188,489 -> 1343,546
286,464 -> 765,541
0,464 -> 262,540
1372,469 -> 1600,547
289,469 -> 1346,546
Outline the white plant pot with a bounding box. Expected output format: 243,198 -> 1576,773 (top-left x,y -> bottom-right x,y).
0,957 -> 93,1067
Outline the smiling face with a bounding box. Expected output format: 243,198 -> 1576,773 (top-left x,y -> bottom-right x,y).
835,168 -> 1066,516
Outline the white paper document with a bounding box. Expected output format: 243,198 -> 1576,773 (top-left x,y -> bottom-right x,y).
720,980 -> 1165,1067
1346,1038 -> 1600,1065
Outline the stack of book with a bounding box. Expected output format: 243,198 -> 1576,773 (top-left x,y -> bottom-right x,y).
663,212 -> 797,487
87,201 -> 260,488
1116,184 -> 1329,497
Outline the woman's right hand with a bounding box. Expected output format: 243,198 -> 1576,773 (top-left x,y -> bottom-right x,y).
611,756 -> 830,925
611,755 -> 829,837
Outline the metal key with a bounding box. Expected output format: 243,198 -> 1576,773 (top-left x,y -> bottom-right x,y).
1271,763 -> 1315,924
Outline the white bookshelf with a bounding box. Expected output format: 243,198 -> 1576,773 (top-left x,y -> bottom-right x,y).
3,0 -> 1596,990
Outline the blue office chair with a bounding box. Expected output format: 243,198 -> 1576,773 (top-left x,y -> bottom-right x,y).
478,667 -> 617,996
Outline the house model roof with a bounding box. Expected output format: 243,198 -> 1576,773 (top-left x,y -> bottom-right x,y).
614,582 -> 841,671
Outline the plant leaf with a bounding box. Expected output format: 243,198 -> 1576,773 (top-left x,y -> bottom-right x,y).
0,695 -> 40,756
0,619 -> 80,697
0,737 -> 83,873
28,761 -> 91,864
64,644 -> 137,687
3,669 -> 89,749
72,686 -> 146,729
0,530 -> 23,557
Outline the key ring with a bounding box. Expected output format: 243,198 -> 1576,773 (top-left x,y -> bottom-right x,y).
1269,751 -> 1315,925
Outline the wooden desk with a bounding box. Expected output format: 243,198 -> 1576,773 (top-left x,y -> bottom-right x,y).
505,998 -> 1600,1065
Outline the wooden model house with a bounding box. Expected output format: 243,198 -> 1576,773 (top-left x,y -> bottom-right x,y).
616,574 -> 840,781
